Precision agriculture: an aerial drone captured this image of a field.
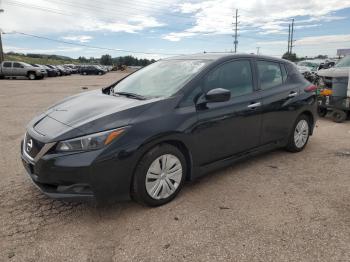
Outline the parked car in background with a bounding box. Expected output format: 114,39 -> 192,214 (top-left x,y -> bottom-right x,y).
31,64 -> 58,77
64,64 -> 78,74
57,65 -> 71,75
318,55 -> 350,89
317,56 -> 350,122
0,61 -> 47,80
21,54 -> 317,206
46,65 -> 62,76
80,65 -> 106,75
296,60 -> 323,74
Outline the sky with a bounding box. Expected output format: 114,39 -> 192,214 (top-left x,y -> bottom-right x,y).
0,0 -> 350,59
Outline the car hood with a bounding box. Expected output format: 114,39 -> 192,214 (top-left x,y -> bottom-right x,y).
318,67 -> 350,77
30,90 -> 158,142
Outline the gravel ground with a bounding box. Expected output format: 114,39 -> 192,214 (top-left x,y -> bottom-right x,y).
0,72 -> 350,262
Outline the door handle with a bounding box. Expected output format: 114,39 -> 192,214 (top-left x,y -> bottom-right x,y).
247,102 -> 261,109
288,91 -> 298,98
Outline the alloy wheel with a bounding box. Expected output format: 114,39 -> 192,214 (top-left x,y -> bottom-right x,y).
28,74 -> 36,80
294,119 -> 309,148
145,154 -> 183,200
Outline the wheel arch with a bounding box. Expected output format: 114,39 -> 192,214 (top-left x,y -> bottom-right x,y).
132,136 -> 194,183
299,110 -> 315,135
27,71 -> 36,76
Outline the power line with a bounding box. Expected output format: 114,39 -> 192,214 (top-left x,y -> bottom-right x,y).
290,18 -> 295,53
287,24 -> 290,53
232,9 -> 239,53
7,31 -> 182,56
0,1 -> 4,62
7,0 -> 252,32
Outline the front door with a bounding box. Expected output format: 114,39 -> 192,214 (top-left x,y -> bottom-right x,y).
193,59 -> 263,166
13,62 -> 24,77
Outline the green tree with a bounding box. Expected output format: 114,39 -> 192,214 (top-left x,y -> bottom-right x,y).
100,54 -> 113,65
282,52 -> 298,62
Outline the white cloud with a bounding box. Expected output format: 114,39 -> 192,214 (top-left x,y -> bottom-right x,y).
62,35 -> 93,43
296,34 -> 350,45
92,16 -> 165,34
0,0 -> 168,34
256,34 -> 350,57
164,0 -> 350,41
4,45 -> 83,54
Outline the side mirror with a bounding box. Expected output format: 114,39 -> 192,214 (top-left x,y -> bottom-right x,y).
205,88 -> 231,103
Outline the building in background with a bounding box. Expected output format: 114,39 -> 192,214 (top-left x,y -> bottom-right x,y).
337,49 -> 350,57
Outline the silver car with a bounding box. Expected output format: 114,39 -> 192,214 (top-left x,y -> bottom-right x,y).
0,61 -> 47,80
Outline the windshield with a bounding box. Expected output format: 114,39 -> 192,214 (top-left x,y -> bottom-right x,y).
335,56 -> 350,68
22,62 -> 33,67
112,59 -> 209,98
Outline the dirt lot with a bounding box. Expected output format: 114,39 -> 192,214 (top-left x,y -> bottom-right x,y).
0,72 -> 350,262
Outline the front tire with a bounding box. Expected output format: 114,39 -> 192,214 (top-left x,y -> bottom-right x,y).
28,73 -> 36,80
286,115 -> 311,152
132,144 -> 186,206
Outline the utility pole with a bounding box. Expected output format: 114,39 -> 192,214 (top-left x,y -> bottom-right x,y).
0,0 -> 4,63
290,18 -> 295,54
256,47 -> 260,55
287,24 -> 290,54
232,9 -> 239,53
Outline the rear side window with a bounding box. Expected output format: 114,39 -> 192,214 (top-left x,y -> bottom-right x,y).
203,60 -> 254,97
3,62 -> 11,68
257,61 -> 283,90
13,62 -> 22,68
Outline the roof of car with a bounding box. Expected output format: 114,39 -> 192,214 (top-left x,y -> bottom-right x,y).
165,53 -> 287,63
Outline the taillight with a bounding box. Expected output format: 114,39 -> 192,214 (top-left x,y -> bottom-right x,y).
304,85 -> 317,92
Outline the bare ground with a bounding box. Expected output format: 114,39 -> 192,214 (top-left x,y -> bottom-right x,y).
0,72 -> 350,262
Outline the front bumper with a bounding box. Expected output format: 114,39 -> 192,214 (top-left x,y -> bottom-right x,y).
20,138 -> 136,202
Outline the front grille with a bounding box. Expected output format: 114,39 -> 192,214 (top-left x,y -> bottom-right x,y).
24,133 -> 45,159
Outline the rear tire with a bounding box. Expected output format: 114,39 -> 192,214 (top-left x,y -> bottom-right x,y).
331,110 -> 347,123
286,115 -> 311,153
132,144 -> 186,206
317,107 -> 327,117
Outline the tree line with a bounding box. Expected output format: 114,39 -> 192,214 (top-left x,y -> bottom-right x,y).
79,55 -> 156,66
4,52 -> 156,67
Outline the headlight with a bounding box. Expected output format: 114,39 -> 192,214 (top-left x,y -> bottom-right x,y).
56,128 -> 126,152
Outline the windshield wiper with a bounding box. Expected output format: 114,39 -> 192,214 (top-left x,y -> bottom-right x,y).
113,91 -> 147,100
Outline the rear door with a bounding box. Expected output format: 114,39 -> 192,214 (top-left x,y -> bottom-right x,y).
2,62 -> 13,76
194,59 -> 263,165
257,60 -> 299,144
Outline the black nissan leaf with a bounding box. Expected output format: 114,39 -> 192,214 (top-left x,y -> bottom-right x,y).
21,54 -> 317,206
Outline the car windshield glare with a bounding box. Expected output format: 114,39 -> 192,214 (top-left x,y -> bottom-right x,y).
22,62 -> 33,67
335,56 -> 350,68
113,59 -> 209,98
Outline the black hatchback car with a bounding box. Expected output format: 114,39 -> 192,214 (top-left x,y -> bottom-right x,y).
80,65 -> 106,75
21,54 -> 317,206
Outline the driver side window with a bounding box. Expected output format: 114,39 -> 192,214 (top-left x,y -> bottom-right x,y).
203,60 -> 253,98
